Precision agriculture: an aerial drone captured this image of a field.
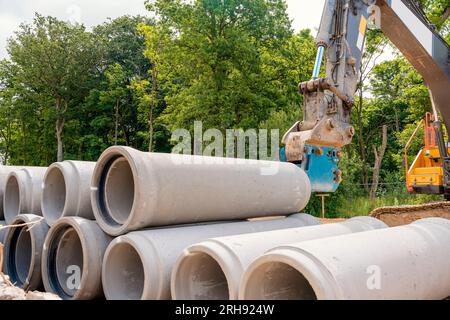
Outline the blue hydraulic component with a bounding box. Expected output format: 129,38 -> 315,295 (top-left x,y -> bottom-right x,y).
312,46 -> 325,79
280,144 -> 341,193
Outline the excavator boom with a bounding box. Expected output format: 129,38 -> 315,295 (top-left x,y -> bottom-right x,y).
283,0 -> 450,193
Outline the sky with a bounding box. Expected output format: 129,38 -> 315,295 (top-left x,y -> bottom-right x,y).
0,0 -> 326,59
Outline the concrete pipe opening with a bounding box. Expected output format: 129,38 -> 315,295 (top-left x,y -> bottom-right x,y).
55,228 -> 84,297
243,261 -> 317,300
46,226 -> 84,299
103,157 -> 135,225
7,226 -> 32,287
174,252 -> 229,300
103,242 -> 145,300
4,175 -> 20,222
42,166 -> 67,223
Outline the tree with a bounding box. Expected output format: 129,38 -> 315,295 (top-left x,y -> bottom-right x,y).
91,15 -> 162,152
145,0 -> 293,134
136,24 -> 167,152
98,64 -> 129,145
354,30 -> 389,190
370,125 -> 388,200
6,14 -> 102,161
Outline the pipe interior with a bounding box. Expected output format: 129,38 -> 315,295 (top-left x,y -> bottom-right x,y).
42,167 -> 66,222
12,227 -> 32,286
55,228 -> 84,297
243,261 -> 317,300
104,157 -> 135,225
103,242 -> 144,300
4,176 -> 20,220
175,252 -> 229,300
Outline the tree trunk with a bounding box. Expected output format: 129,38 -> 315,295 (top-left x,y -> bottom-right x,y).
114,98 -> 120,145
56,117 -> 64,162
370,125 -> 388,200
55,97 -> 66,162
149,66 -> 157,152
357,87 -> 369,191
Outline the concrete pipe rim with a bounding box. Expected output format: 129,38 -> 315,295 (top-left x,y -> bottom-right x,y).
91,146 -> 138,236
3,215 -> 42,290
239,250 -> 336,300
3,173 -> 23,224
102,236 -> 149,300
347,216 -> 389,230
42,163 -> 69,226
42,218 -> 89,300
171,241 -> 241,300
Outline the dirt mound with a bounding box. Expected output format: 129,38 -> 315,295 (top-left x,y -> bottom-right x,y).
370,202 -> 450,227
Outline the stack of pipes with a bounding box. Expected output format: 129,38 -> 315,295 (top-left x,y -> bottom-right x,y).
1,146 -> 449,300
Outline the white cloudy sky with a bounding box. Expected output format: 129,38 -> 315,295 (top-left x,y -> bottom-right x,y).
0,0 -> 326,59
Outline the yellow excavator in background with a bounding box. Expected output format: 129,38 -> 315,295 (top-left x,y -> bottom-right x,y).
281,0 -> 450,225
405,112 -> 450,197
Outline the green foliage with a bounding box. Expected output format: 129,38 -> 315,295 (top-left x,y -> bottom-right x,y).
1,14 -> 102,162
145,0 -> 305,134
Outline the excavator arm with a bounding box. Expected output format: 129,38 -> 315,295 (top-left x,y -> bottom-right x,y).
283,0 -> 450,193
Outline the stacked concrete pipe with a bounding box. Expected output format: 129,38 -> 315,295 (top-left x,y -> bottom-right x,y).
171,216 -> 388,300
240,218 -> 450,300
0,166 -> 25,220
2,214 -> 49,291
0,220 -> 7,244
41,217 -> 112,300
3,167 -> 47,224
41,161 -> 96,226
102,214 -> 320,300
91,146 -> 312,236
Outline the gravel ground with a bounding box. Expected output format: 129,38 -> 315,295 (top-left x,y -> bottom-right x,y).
0,273 -> 60,300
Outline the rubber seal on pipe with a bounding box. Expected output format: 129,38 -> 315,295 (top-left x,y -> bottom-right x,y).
45,225 -> 80,300
3,214 -> 48,291
92,147 -> 142,236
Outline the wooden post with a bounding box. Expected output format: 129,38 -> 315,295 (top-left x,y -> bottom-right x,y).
316,194 -> 330,219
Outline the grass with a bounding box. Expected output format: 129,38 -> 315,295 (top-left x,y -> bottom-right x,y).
306,187 -> 442,219
334,192 -> 441,218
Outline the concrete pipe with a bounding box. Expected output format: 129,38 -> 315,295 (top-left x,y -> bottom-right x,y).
171,216 -> 388,300
102,214 -> 319,300
2,214 -> 49,291
3,167 -> 47,224
0,220 -> 7,244
91,146 -> 312,236
41,217 -> 112,300
42,161 -> 96,226
0,166 -> 25,220
240,218 -> 450,300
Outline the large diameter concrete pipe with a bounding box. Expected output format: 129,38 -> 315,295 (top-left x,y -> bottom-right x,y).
0,220 -> 7,244
3,167 -> 47,224
41,217 -> 112,300
102,214 -> 319,300
171,216 -> 388,300
42,161 -> 96,226
240,218 -> 450,300
0,166 -> 25,220
91,146 -> 312,236
2,214 -> 49,291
